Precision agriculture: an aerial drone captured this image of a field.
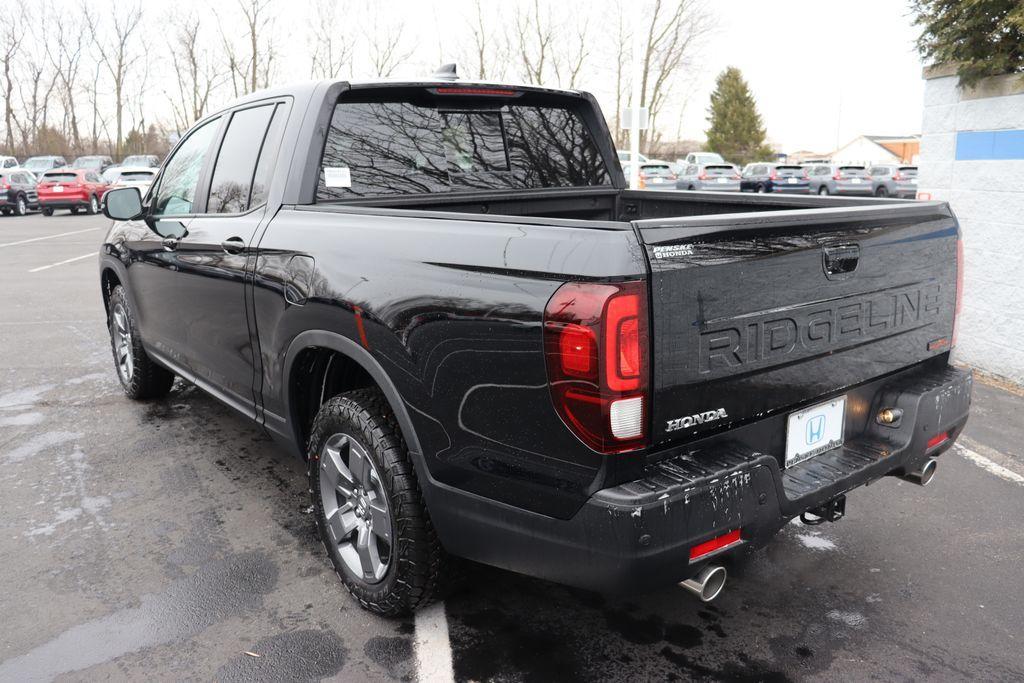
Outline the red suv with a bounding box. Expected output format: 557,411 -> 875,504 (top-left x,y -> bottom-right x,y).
37,169 -> 109,216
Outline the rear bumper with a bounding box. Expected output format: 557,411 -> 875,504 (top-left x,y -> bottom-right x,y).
38,197 -> 90,209
429,363 -> 972,592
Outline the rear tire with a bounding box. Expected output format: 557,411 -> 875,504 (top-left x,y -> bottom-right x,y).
0,208 -> 9,216
818,186 -> 830,195
87,195 -> 99,215
107,285 -> 176,400
875,187 -> 888,198
756,184 -> 766,193
70,206 -> 79,214
308,388 -> 458,616
41,207 -> 54,216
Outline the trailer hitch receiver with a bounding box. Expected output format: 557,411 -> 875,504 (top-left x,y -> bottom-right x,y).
800,494 -> 846,526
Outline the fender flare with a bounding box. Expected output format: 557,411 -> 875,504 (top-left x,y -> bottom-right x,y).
282,329 -> 423,459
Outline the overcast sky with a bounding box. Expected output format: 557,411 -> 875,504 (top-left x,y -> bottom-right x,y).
135,0 -> 927,154
342,0 -> 927,153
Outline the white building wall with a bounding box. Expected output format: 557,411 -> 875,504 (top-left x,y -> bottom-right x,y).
830,137 -> 900,166
920,72 -> 1024,384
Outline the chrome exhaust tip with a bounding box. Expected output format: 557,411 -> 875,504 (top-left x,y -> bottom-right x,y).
901,458 -> 937,487
679,565 -> 727,602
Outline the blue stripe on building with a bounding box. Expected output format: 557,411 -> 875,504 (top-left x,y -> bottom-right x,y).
955,129 -> 1024,160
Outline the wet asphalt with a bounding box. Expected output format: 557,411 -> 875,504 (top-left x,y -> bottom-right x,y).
1,213 -> 1022,682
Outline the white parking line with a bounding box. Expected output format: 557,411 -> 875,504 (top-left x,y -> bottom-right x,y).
955,443 -> 1024,487
414,601 -> 455,683
0,227 -> 99,249
28,253 -> 95,273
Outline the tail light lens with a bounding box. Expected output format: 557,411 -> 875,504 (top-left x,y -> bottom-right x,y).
833,171 -> 842,180
698,172 -> 708,180
544,281 -> 649,454
769,169 -> 778,180
953,235 -> 963,347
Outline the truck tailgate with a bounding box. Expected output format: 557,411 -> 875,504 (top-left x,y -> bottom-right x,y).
636,203 -> 959,446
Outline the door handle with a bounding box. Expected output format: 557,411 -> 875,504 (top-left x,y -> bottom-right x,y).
221,237 -> 246,255
161,237 -> 179,251
822,243 -> 860,278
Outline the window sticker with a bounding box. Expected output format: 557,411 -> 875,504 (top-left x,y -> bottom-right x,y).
324,166 -> 352,188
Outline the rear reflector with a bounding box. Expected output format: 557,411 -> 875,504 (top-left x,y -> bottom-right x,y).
690,529 -> 742,561
926,431 -> 950,450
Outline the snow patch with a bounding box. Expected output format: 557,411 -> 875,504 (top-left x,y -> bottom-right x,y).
0,384 -> 55,410
0,412 -> 44,427
827,610 -> 868,629
3,432 -> 81,463
795,533 -> 837,551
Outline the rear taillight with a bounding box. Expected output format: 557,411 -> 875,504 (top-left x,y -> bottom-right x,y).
698,172 -> 708,180
833,171 -> 842,180
544,281 -> 649,454
953,235 -> 964,347
0,182 -> 8,190
732,174 -> 741,180
769,169 -> 778,180
893,173 -> 902,181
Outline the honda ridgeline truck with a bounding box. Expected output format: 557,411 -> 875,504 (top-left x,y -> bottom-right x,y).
99,74 -> 971,614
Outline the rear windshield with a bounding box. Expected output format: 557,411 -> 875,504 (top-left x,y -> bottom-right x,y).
704,165 -> 735,176
317,98 -> 611,199
42,173 -> 77,182
898,166 -> 918,177
642,165 -> 673,176
839,166 -> 869,176
774,166 -> 805,177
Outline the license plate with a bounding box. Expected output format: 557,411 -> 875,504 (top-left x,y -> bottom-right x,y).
785,396 -> 846,467
717,177 -> 727,183
53,186 -> 64,192
787,177 -> 797,184
851,178 -> 862,184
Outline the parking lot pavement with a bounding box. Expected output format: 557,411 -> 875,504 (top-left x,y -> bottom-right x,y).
1,212 -> 1022,682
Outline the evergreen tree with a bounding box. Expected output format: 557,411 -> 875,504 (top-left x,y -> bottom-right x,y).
704,67 -> 774,166
913,0 -> 1024,86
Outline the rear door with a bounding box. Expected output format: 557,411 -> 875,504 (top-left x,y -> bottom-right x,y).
635,203 -> 959,447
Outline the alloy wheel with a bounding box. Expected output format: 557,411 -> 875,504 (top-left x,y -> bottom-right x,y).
111,303 -> 134,383
318,433 -> 393,584
16,197 -> 26,216
90,196 -> 99,213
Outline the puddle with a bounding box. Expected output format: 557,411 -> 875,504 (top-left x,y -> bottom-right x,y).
0,551 -> 278,681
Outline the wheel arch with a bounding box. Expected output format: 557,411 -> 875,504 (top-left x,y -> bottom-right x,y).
100,265 -> 123,315
283,330 -> 423,461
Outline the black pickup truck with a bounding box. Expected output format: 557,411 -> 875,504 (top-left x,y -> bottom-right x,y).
99,76 -> 971,615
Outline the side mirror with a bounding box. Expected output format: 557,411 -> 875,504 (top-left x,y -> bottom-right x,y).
103,187 -> 143,221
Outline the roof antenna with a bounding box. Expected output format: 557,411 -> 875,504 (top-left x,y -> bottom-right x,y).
432,63 -> 459,81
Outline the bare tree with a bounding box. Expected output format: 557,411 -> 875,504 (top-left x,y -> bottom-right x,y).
1,13 -> 24,151
309,0 -> 353,79
89,3 -> 145,157
12,6 -> 58,154
168,14 -> 223,133
635,0 -> 714,148
47,13 -> 87,151
218,0 -> 278,96
460,0 -> 510,81
366,9 -> 411,78
510,0 -> 590,88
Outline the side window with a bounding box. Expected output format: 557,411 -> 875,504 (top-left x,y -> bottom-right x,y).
207,104 -> 276,214
86,172 -> 98,183
154,117 -> 220,216
687,165 -> 697,175
248,104 -> 288,209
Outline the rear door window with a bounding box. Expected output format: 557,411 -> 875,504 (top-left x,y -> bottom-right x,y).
317,98 -> 611,199
207,104 -> 277,213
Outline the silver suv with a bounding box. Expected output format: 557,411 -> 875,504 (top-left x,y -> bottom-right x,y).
869,165 -> 918,198
806,164 -> 873,196
676,163 -> 740,191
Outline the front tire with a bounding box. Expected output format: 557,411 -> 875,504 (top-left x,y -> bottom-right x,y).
309,388 -> 455,616
41,207 -> 54,216
756,183 -> 766,193
107,285 -> 176,399
15,195 -> 28,216
87,195 -> 99,215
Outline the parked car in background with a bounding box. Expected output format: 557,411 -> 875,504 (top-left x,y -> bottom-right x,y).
70,155 -> 115,173
623,161 -> 677,188
22,156 -> 67,174
107,166 -> 157,195
740,163 -> 810,193
102,166 -> 124,183
36,169 -> 108,215
807,164 -> 874,196
0,156 -> 19,170
121,154 -> 160,167
869,164 -> 918,198
683,152 -> 726,166
676,163 -> 741,191
0,170 -> 40,216
617,150 -> 649,164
